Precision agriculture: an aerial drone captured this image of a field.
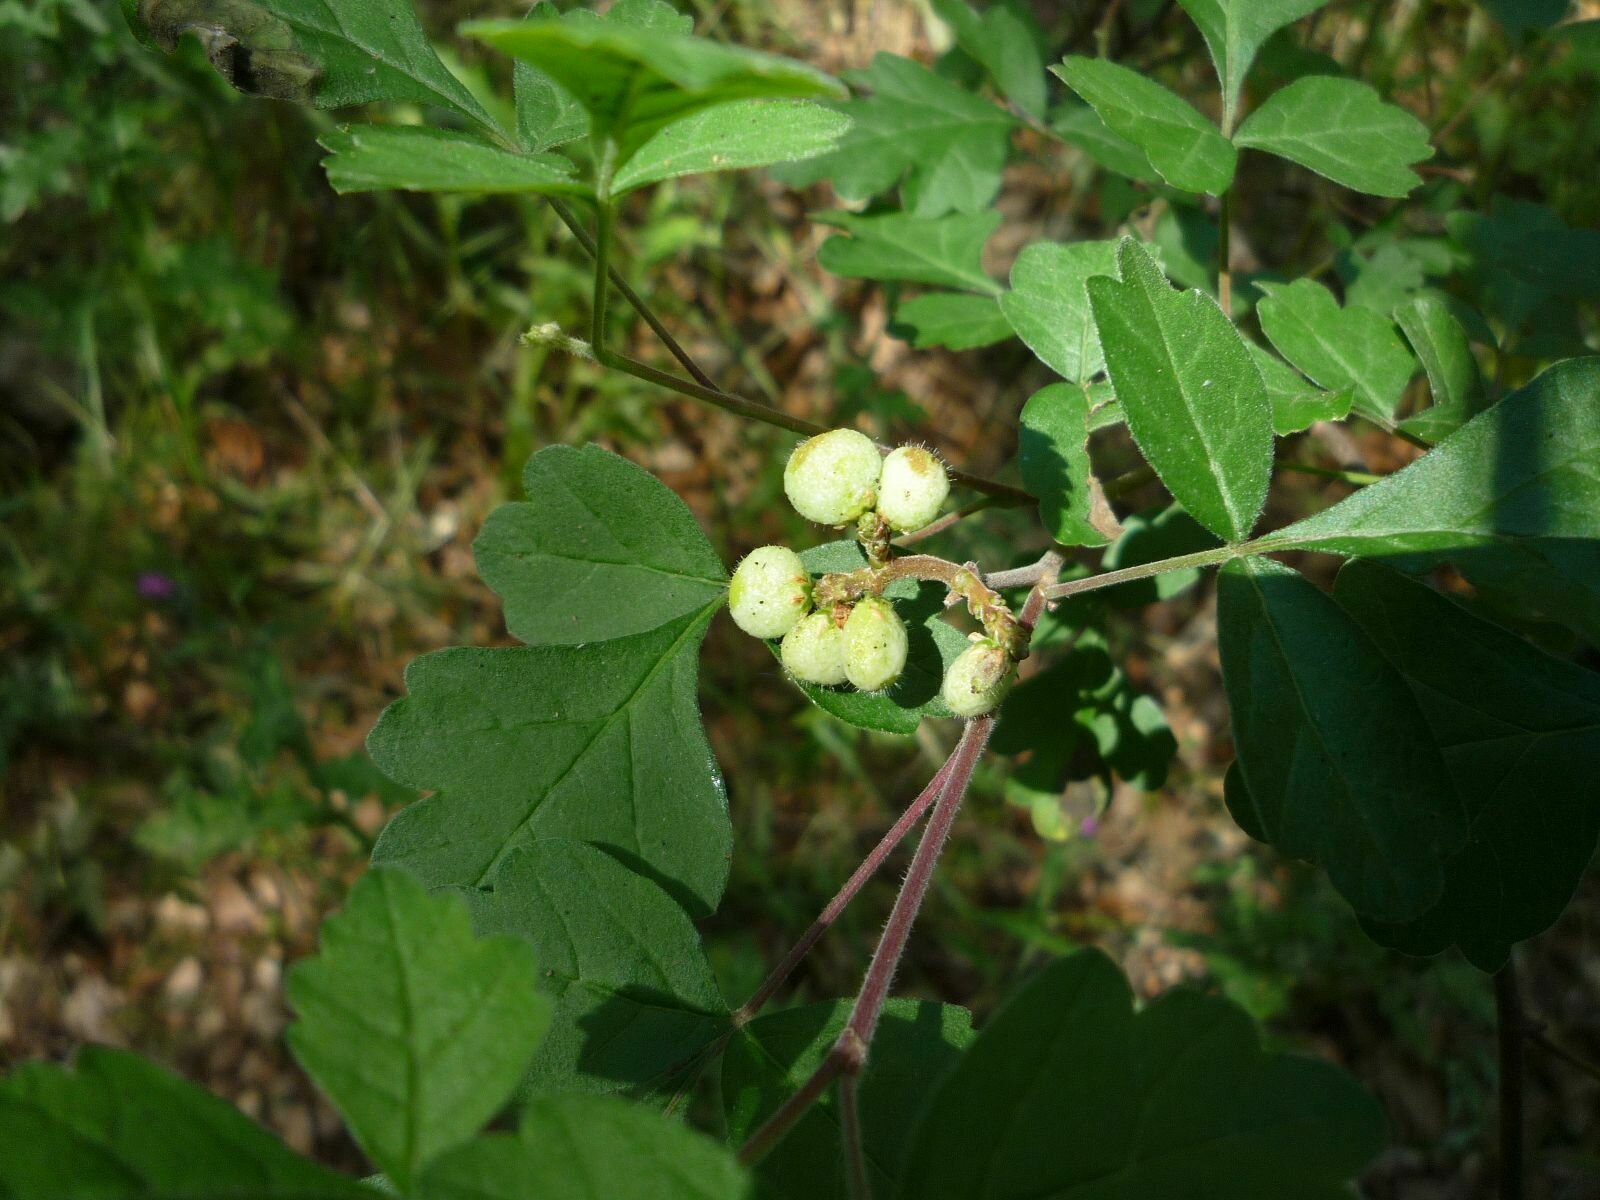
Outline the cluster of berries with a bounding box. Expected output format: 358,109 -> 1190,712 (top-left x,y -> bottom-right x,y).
727,429 -> 1014,719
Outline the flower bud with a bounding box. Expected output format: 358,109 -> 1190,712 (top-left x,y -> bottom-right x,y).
875,446 -> 949,532
728,545 -> 811,640
941,637 -> 1013,718
784,429 -> 882,526
843,596 -> 908,692
780,611 -> 849,686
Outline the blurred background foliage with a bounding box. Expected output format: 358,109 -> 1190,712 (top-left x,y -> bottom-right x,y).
2,0 -> 1598,1193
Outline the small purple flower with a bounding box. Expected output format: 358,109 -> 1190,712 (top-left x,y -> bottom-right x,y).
1079,814 -> 1100,838
136,571 -> 178,602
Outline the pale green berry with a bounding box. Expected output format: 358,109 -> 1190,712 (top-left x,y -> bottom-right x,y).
875,446 -> 950,532
728,546 -> 811,640
781,611 -> 848,686
941,636 -> 1014,718
843,596 -> 908,692
784,429 -> 882,526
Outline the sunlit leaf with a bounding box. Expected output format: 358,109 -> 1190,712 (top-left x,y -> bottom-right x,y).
891,292 -> 1014,350
815,210 -> 1002,294
1018,383 -> 1117,547
999,239 -> 1121,383
1175,0 -> 1330,129
1255,278 -> 1415,422
319,126 -> 585,196
613,100 -> 852,194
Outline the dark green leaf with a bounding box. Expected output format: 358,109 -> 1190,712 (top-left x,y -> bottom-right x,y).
125,0 -> 503,134
776,53 -> 1017,216
319,126 -> 584,197
475,444 -> 727,646
1217,557 -> 1466,920
0,1046 -> 368,1199
1476,0 -> 1569,37
929,0 -> 1048,116
1052,57 -> 1237,194
899,950 -> 1385,1198
1333,560 -> 1600,970
613,100 -> 852,194
1256,278 -> 1415,422
286,869 -> 549,1192
1018,383 -> 1117,547
998,239 -> 1121,383
1175,0 -> 1330,129
1452,539 -> 1600,647
368,605 -> 730,915
1087,238 -> 1273,542
1098,503 -> 1224,607
815,210 -> 1002,294
1448,199 -> 1600,333
461,840 -> 729,1103
723,1000 -> 973,1200
1234,77 -> 1432,196
1248,341 -> 1354,434
418,1095 -> 747,1200
1048,101 -> 1160,182
891,292 -> 1013,350
1266,358 -> 1600,558
1394,294 -> 1488,441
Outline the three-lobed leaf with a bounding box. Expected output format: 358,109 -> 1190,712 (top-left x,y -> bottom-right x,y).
892,292 -> 1014,350
1175,0 -> 1330,129
1234,76 -> 1433,197
1053,57 -> 1237,195
285,868 -> 549,1192
999,239 -> 1121,383
1217,557 -> 1466,921
1256,278 -> 1415,422
1086,238 -> 1273,542
319,126 -> 584,197
815,210 -> 1002,294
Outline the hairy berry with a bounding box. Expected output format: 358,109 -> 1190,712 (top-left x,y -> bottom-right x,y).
875,446 -> 950,532
843,595 -> 908,692
941,637 -> 1014,718
728,545 -> 811,640
784,429 -> 881,526
780,611 -> 848,686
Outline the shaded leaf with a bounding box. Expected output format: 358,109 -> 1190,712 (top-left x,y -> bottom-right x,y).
461,840 -> 729,1104
1394,295 -> 1489,441
1446,198 -> 1600,334
1334,560 -> 1600,970
1048,101 -> 1160,182
1018,383 -> 1117,547
1248,341 -> 1354,434
1256,278 -> 1415,422
613,100 -> 851,194
929,0 -> 1048,116
0,1046 -> 368,1200
1086,238 -> 1273,542
815,210 -> 1002,294
891,292 -> 1013,350
723,1001 -> 973,1200
475,444 -> 727,646
319,126 -> 584,197
1234,76 -> 1431,196
286,869 -> 548,1192
513,2 -> 588,152
1053,56 -> 1237,194
1217,557 -> 1466,921
899,950 -> 1384,1198
999,239 -> 1121,383
418,1095 -> 746,1200
1175,0 -> 1330,129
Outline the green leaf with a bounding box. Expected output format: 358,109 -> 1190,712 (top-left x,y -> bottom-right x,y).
815,210 -> 1002,294
461,840 -> 729,1103
1097,503 -> 1224,607
899,950 -> 1385,1198
1333,560 -> 1600,970
790,542 -> 973,735
1018,383 -> 1117,547
1248,341 -> 1354,434
723,1000 -> 973,1200
1448,198 -> 1600,333
1175,0 -> 1330,129
891,292 -> 1013,350
1217,557 -> 1466,921
613,100 -> 851,194
1451,540 -> 1600,647
1256,278 -> 1415,422
0,1046 -> 369,1199
998,239 -> 1122,383
464,19 -> 844,169
368,606 -> 730,915
1266,358 -> 1600,558
318,126 -> 585,197
1394,295 -> 1489,441
475,444 -> 727,646
1052,57 -> 1237,195
1234,76 -> 1432,197
1086,238 -> 1273,542
775,53 -> 1017,216
1048,101 -> 1160,183
285,868 -> 549,1192
417,1095 -> 747,1200
929,0 -> 1048,116
125,0 -> 502,135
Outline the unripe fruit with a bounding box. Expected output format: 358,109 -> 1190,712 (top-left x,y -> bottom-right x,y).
941,637 -> 1014,718
784,429 -> 882,526
843,596 -> 909,692
875,446 -> 950,532
728,546 -> 811,640
780,611 -> 849,686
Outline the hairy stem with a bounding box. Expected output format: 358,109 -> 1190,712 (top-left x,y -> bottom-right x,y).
1040,542 -> 1245,601
839,1075 -> 872,1200
1495,961 -> 1526,1200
